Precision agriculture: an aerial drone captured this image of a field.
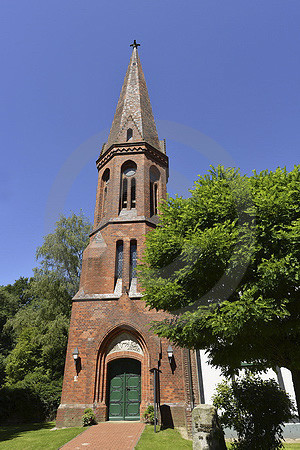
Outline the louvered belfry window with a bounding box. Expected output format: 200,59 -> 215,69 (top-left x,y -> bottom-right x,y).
115,241 -> 124,279
130,240 -> 137,279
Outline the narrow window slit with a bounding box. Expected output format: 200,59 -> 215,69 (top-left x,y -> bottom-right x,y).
131,178 -> 136,208
130,240 -> 137,280
115,241 -> 124,283
122,178 -> 128,209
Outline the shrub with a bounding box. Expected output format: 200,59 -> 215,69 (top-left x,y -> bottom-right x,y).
213,374 -> 294,450
0,374 -> 63,423
12,371 -> 63,420
143,405 -> 154,424
82,408 -> 97,426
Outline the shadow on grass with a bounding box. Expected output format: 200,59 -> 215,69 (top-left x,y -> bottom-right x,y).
0,422 -> 53,443
160,404 -> 174,430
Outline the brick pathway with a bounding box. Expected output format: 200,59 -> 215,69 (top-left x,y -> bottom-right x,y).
60,422 -> 145,450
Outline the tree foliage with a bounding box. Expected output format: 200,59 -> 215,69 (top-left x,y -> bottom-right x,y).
213,374 -> 294,449
0,212 -> 92,422
35,212 -> 92,296
139,165 -> 300,413
0,278 -> 31,385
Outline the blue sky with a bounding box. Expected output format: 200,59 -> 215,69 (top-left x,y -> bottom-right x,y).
1,0 -> 299,285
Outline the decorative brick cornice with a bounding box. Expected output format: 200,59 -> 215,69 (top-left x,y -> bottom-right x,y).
96,142 -> 168,171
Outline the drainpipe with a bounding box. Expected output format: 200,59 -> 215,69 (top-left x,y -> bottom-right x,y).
196,350 -> 205,404
150,368 -> 159,433
187,349 -> 195,409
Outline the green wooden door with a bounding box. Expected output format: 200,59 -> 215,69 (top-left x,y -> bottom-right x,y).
108,358 -> 141,421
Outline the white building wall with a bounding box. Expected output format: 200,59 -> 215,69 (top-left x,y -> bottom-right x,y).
200,350 -> 225,404
199,350 -> 297,410
281,367 -> 296,407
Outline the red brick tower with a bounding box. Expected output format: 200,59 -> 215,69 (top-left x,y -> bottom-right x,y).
56,42 -> 199,430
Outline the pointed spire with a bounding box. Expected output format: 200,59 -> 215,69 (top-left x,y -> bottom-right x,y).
104,43 -> 161,152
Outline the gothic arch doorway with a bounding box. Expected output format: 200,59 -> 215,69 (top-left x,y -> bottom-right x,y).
107,358 -> 141,421
94,327 -> 150,421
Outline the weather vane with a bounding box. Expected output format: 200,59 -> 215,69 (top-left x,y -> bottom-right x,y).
130,40 -> 140,49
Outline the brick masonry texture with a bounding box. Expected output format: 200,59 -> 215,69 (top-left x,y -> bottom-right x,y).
56,47 -> 200,432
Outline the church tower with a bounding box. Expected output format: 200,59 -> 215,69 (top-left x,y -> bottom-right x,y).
56,42 -> 200,431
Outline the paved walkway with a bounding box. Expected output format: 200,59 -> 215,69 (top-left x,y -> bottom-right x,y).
60,422 -> 145,450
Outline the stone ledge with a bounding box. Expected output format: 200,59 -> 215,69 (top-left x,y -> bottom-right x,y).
91,216 -> 157,236
72,293 -> 143,301
73,293 -> 121,301
58,403 -> 94,409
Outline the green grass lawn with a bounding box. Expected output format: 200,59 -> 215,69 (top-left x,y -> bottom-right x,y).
0,422 -> 299,449
135,425 -> 192,449
136,427 -> 300,450
0,422 -> 84,449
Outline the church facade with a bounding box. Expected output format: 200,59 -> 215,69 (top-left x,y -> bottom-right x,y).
56,43 -> 200,430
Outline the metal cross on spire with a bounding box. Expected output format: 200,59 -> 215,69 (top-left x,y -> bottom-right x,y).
130,39 -> 140,49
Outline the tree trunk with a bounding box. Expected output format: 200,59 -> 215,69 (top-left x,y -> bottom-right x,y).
291,368 -> 300,420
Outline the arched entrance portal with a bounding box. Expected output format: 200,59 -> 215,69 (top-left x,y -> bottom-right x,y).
107,358 -> 141,421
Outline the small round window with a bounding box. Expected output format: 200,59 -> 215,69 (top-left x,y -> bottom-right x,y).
121,160 -> 137,177
123,166 -> 136,177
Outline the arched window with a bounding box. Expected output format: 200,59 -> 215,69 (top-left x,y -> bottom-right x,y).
119,161 -> 137,212
130,240 -> 137,280
149,166 -> 160,216
115,241 -> 123,281
127,128 -> 133,141
101,168 -> 110,217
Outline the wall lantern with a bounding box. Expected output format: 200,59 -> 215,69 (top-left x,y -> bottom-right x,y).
72,347 -> 79,362
72,347 -> 81,376
167,345 -> 173,363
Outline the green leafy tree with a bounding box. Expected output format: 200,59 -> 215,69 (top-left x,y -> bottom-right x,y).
5,327 -> 43,383
1,212 -> 92,421
0,278 -> 31,385
5,213 -> 91,381
139,165 -> 300,415
36,212 -> 92,296
213,374 -> 294,449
